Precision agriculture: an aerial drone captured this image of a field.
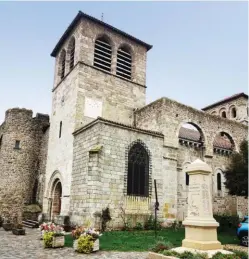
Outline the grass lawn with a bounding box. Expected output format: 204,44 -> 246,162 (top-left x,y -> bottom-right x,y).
65,228 -> 240,251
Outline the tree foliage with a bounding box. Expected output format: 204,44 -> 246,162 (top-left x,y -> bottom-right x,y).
224,139 -> 248,197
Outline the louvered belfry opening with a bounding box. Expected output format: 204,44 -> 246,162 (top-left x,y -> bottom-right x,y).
94,37 -> 112,72
60,49 -> 66,79
127,143 -> 149,197
69,37 -> 75,70
117,47 -> 132,80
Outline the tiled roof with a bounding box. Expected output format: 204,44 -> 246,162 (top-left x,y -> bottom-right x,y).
179,127 -> 232,150
202,92 -> 248,111
51,11 -> 153,57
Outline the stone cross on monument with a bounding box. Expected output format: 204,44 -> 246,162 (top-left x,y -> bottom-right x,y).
172,159 -> 233,257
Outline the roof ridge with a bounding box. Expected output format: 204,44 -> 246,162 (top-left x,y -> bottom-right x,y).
51,11 -> 153,57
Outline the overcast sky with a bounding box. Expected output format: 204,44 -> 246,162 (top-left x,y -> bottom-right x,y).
0,1 -> 247,124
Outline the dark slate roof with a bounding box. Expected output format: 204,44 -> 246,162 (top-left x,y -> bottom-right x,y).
179,127 -> 232,150
202,93 -> 248,111
51,11 -> 153,57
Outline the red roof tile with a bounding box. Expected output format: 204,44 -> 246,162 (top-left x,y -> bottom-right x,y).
179,127 -> 232,150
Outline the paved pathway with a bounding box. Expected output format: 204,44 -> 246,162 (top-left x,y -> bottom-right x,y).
0,228 -> 148,259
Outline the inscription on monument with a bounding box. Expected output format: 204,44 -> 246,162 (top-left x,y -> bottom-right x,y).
188,183 -> 200,217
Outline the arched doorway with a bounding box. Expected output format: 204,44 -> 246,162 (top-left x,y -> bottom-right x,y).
51,180 -> 62,218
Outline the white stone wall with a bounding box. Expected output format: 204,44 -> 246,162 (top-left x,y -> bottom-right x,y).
43,67 -> 79,216
70,119 -> 164,228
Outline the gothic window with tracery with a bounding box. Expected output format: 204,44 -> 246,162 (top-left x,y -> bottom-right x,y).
127,143 -> 149,196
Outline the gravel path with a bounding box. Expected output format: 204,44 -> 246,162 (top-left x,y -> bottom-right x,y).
0,228 -> 148,259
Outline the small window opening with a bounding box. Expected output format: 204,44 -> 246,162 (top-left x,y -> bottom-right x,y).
60,50 -> 66,80
69,38 -> 75,70
0,135 -> 2,148
94,37 -> 112,72
217,173 -> 222,191
116,47 -> 132,80
14,140 -> 20,149
221,111 -> 226,118
59,121 -> 62,138
231,107 -> 237,118
186,173 -> 189,186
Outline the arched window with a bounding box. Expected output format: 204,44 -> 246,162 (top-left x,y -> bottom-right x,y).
217,173 -> 221,191
59,49 -> 66,79
186,173 -> 189,186
93,36 -> 112,72
68,37 -> 75,71
117,46 -> 132,80
231,107 -> 237,118
127,143 -> 149,196
221,111 -> 226,118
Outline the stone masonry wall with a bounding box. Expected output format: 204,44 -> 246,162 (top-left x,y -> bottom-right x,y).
75,62 -> 146,129
203,96 -> 248,124
43,66 -> 79,216
135,97 -> 248,220
70,119 -> 164,228
53,17 -> 148,87
0,108 -> 49,222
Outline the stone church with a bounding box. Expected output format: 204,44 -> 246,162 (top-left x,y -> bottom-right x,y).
0,11 -> 248,228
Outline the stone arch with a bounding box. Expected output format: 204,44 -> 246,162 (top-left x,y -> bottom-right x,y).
124,139 -> 152,197
94,33 -> 115,49
93,34 -> 113,72
46,170 -> 63,198
67,36 -> 76,70
176,121 -> 206,143
58,49 -> 66,79
228,105 -> 237,119
213,167 -> 226,197
177,121 -> 206,157
219,107 -> 227,118
118,42 -> 135,58
213,130 -> 237,153
182,161 -> 191,187
51,180 -> 62,218
116,43 -> 133,80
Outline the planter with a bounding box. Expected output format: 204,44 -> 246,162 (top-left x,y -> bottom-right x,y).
12,228 -> 26,235
3,223 -> 12,231
92,239 -> 99,252
52,235 -> 65,248
74,238 -> 99,252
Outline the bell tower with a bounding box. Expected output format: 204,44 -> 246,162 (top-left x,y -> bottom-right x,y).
43,11 -> 152,218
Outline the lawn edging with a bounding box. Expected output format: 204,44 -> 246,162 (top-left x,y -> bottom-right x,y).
148,252 -> 178,259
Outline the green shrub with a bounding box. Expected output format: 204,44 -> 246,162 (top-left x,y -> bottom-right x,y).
214,214 -> 240,233
144,215 -> 162,230
133,222 -> 144,231
228,250 -> 248,259
43,232 -> 54,248
77,235 -> 94,254
212,252 -> 240,259
149,239 -> 173,253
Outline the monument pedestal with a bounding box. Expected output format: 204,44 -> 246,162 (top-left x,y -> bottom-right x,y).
171,159 -> 232,258
182,217 -> 222,250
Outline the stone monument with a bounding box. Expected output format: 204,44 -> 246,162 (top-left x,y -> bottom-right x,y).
182,159 -> 222,250
172,159 -> 233,257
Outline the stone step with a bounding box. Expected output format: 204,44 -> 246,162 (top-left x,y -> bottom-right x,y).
22,220 -> 38,228
25,219 -> 39,226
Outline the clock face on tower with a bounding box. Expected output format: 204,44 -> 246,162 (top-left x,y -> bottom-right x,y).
84,97 -> 103,119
